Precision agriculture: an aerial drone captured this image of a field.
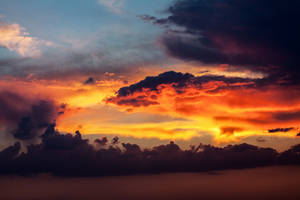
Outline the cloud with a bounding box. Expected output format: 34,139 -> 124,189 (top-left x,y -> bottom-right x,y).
83,77 -> 95,85
268,128 -> 294,133
0,24 -> 166,80
1,124 -> 300,177
220,127 -> 244,136
94,137 -> 108,146
106,71 -> 258,108
0,90 -> 64,141
0,20 -> 51,57
98,0 -> 124,14
147,0 -> 300,85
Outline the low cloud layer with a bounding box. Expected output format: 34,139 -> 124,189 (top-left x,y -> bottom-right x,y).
1,124 -> 300,177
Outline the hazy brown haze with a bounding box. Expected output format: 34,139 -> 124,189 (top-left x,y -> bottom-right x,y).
1,166 -> 300,200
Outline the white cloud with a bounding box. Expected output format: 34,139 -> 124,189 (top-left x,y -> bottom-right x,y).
98,0 -> 124,14
0,21 -> 52,57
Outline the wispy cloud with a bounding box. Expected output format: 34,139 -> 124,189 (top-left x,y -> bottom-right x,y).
97,0 -> 124,14
0,20 -> 51,57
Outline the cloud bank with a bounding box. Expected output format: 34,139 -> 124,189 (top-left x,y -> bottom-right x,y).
1,123 -> 300,177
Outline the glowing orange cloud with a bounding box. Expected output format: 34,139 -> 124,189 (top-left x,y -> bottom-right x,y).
106,71 -> 300,143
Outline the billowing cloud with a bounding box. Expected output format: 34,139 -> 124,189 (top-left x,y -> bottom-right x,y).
146,0 -> 300,85
0,20 -> 51,57
1,125 -> 300,177
0,90 -> 64,141
106,71 -> 258,108
105,70 -> 300,143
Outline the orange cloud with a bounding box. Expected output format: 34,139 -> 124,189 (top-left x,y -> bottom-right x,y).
106,71 -> 300,143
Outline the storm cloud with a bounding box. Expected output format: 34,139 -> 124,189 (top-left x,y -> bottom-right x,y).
148,0 -> 300,85
0,90 -> 64,141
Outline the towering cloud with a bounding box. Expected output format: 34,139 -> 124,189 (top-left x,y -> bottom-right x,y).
0,90 -> 63,141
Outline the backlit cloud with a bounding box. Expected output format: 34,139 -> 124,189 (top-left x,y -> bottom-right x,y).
0,20 -> 51,57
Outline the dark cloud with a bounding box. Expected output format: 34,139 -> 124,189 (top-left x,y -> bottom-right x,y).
111,98 -> 159,107
1,124 -> 300,177
272,111 -> 300,122
13,100 -> 59,140
0,142 -> 20,161
0,91 -> 63,141
112,136 -> 119,145
269,127 -> 294,133
84,77 -> 95,85
150,0 -> 300,85
279,144 -> 300,165
106,71 -> 257,107
215,111 -> 300,126
297,133 -> 300,137
94,137 -> 108,146
0,91 -> 31,125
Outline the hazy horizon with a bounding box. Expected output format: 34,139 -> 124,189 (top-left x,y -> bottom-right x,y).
1,166 -> 300,200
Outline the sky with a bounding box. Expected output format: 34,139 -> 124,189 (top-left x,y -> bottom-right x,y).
1,0 -> 300,153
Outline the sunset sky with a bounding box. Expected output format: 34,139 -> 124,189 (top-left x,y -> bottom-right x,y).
1,0 -> 300,152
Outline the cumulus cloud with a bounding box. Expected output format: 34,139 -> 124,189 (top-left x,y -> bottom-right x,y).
0,90 -> 64,141
0,20 -> 51,57
1,124 -> 300,177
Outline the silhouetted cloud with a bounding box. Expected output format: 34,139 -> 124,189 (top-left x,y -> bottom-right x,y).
94,137 -> 108,146
0,91 -> 64,141
13,100 -> 59,140
112,136 -> 119,145
106,71 -> 257,107
148,0 -> 300,85
1,124 -> 300,177
84,77 -> 95,85
268,128 -> 294,133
